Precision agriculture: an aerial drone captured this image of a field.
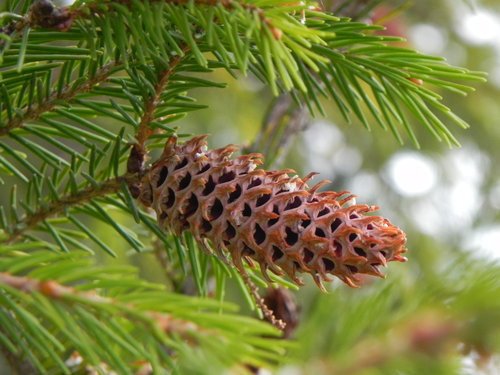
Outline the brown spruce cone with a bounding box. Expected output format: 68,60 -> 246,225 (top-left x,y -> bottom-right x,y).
138,136 -> 407,290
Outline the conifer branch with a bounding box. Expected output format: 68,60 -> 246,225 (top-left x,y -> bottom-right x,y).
2,0 -> 283,37
0,61 -> 120,137
1,0 -> 486,146
0,248 -> 286,373
0,271 -> 197,336
4,173 -> 140,244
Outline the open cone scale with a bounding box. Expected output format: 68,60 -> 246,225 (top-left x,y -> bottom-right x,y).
139,136 -> 407,289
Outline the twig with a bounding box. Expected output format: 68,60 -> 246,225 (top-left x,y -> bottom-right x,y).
136,50 -> 189,152
0,272 -> 197,336
0,271 -> 195,373
127,47 -> 189,198
3,173 -> 140,244
243,94 -> 310,169
0,61 -> 120,137
239,270 -> 286,331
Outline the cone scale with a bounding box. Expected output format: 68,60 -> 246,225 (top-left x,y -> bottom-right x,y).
139,136 -> 407,289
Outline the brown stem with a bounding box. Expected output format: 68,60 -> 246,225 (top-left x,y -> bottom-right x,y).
135,51 -> 188,152
239,269 -> 286,332
3,173 -> 140,244
127,47 -> 189,200
0,61 -> 120,137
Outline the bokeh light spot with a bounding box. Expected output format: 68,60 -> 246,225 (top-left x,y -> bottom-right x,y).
385,152 -> 438,197
459,10 -> 500,45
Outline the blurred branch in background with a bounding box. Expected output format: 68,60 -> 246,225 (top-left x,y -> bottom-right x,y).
244,94 -> 310,169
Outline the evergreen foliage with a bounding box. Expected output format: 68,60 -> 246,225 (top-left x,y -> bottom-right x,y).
0,0 -> 497,374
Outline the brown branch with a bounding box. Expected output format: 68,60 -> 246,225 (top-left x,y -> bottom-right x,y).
243,94 -> 310,169
0,61 -> 120,137
239,270 -> 286,332
127,48 -> 189,199
3,173 -> 140,244
135,51 -> 188,152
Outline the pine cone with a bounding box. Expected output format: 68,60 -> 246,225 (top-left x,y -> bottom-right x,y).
139,136 -> 407,289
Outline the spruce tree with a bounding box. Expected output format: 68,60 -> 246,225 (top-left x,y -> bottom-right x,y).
1,1 -> 498,374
